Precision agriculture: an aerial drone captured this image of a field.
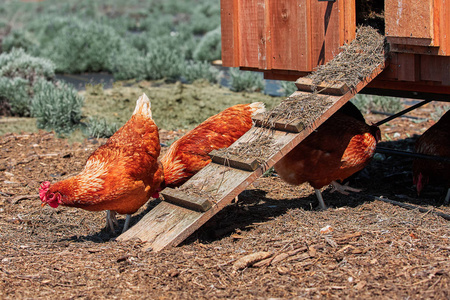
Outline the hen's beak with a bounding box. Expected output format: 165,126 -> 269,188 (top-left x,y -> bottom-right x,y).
41,202 -> 46,207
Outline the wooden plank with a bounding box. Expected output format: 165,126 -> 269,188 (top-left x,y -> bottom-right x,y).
269,0 -> 310,71
252,114 -> 305,133
397,53 -> 420,82
118,201 -> 204,251
385,0 -> 435,42
343,0 -> 356,44
119,60 -> 387,252
209,150 -> 260,171
367,78 -> 450,94
295,77 -> 349,95
220,0 -> 239,67
257,0 -> 270,70
389,43 -> 440,55
310,0 -> 341,66
420,55 -> 444,82
161,188 -> 212,212
439,0 -> 450,55
238,0 -> 261,68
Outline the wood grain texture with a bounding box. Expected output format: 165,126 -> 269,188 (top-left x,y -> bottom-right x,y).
161,188 -> 212,212
295,77 -> 349,95
209,150 -> 260,171
252,114 -> 305,133
385,0 -> 434,41
220,0 -> 239,67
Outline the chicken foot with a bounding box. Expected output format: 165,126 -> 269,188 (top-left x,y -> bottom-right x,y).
314,189 -> 327,210
329,181 -> 362,195
106,210 -> 119,233
106,210 -> 132,233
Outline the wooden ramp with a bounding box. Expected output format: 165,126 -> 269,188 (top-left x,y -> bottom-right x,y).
118,63 -> 387,251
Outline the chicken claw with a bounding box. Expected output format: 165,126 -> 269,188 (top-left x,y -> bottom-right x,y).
329,181 -> 362,195
106,210 -> 119,233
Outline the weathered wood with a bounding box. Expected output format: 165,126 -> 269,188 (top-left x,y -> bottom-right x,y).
220,0 -> 239,67
118,60 -> 387,252
252,114 -> 305,133
118,201 -> 204,251
295,77 -> 349,95
220,0 -> 356,76
209,150 -> 260,171
161,188 -> 213,212
385,0 -> 434,41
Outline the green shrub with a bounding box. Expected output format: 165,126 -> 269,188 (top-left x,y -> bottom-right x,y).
187,3 -> 221,35
31,79 -> 84,135
86,116 -> 119,138
183,61 -> 221,84
229,68 -> 265,93
351,94 -> 403,114
0,48 -> 55,81
279,81 -> 298,97
2,29 -> 38,53
40,20 -> 122,73
108,45 -> 147,80
143,37 -> 186,81
0,48 -> 55,116
193,27 -> 221,62
0,77 -> 30,116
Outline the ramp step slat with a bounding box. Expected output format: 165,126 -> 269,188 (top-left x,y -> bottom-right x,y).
295,77 -> 349,95
209,149 -> 260,171
161,188 -> 213,212
252,114 -> 305,133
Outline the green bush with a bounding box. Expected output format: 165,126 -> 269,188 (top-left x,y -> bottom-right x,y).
31,79 -> 84,135
229,68 -> 265,93
183,61 -> 221,84
2,29 -> 38,53
351,94 -> 403,114
0,77 -> 30,116
108,46 -> 147,81
279,81 -> 298,97
193,27 -> 221,62
40,20 -> 122,73
143,37 -> 186,81
0,48 -> 55,116
86,116 -> 119,138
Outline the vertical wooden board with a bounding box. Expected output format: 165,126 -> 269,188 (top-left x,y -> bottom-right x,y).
440,0 -> 450,55
441,56 -> 450,85
238,0 -> 263,68
397,53 -> 420,81
220,0 -> 239,67
257,0 -> 270,70
269,0 -> 310,71
343,0 -> 356,44
385,0 -> 434,40
420,55 -> 444,82
310,1 -> 341,67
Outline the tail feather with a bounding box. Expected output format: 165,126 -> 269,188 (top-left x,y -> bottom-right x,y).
133,93 -> 152,119
248,102 -> 265,117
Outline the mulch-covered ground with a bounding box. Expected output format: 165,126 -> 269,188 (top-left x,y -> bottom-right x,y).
0,101 -> 449,299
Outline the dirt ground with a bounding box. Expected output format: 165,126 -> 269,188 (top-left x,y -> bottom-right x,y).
0,100 -> 449,299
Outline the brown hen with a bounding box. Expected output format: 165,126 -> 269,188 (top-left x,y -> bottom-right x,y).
413,110 -> 450,203
274,102 -> 381,209
161,102 -> 265,188
39,93 -> 164,232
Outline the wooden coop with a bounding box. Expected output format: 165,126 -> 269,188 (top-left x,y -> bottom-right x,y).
221,0 -> 450,97
119,0 -> 450,251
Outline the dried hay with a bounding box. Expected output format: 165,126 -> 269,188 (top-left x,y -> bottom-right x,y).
224,26 -> 386,162
308,26 -> 386,89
